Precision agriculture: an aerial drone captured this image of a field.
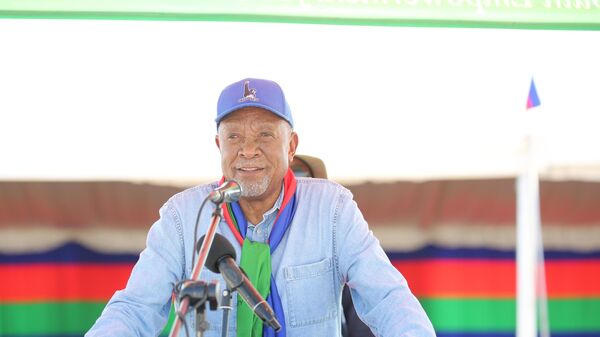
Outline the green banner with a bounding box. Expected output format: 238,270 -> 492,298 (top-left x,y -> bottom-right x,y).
0,0 -> 599,30
0,301 -> 175,335
419,297 -> 600,332
2,298 -> 600,334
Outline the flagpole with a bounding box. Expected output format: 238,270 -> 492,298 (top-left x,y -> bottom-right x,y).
537,212 -> 550,337
516,78 -> 547,337
516,134 -> 539,337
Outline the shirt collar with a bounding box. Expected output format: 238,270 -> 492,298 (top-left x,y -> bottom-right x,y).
249,184 -> 285,227
264,184 -> 285,217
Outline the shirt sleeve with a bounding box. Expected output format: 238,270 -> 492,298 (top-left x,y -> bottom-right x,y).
335,189 -> 436,337
86,201 -> 186,337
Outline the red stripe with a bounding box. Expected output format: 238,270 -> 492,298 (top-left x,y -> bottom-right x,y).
545,260 -> 600,297
0,264 -> 133,301
222,203 -> 244,246
393,260 -> 515,298
278,169 -> 297,216
218,176 -> 244,245
393,259 -> 600,298
270,169 -> 297,242
3,260 -> 599,302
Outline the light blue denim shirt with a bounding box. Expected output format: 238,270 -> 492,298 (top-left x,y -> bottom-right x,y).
87,178 -> 436,337
245,185 -> 283,243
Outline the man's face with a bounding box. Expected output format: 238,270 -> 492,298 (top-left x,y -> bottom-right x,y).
216,107 -> 298,200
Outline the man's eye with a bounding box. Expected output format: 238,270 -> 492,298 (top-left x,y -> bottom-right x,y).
228,134 -> 240,140
260,132 -> 273,138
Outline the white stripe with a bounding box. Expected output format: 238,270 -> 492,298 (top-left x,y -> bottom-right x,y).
0,227 -> 147,253
372,223 -> 600,251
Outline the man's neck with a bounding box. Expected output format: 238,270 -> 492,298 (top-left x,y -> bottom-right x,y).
238,184 -> 283,225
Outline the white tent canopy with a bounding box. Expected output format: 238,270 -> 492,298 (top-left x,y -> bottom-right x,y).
1,19 -> 599,183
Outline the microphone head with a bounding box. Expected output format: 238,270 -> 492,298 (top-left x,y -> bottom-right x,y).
197,233 -> 237,274
209,180 -> 242,204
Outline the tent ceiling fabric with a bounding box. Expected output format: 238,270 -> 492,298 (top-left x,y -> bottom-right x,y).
2,179 -> 600,252
1,0 -> 599,30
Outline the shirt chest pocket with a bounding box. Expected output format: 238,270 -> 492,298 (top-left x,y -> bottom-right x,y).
283,257 -> 336,327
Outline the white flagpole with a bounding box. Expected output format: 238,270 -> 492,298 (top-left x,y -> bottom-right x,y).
516,77 -> 553,337
516,133 -> 540,337
537,213 -> 551,337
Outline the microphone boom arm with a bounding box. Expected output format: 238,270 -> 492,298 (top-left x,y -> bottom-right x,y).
168,204 -> 223,337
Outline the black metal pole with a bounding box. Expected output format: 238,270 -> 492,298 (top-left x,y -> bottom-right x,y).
220,288 -> 233,337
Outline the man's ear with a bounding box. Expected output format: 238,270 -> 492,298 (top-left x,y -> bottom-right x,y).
215,135 -> 221,150
288,132 -> 299,163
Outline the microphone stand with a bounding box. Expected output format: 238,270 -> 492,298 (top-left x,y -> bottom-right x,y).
169,203 -> 224,337
174,279 -> 219,337
220,288 -> 233,337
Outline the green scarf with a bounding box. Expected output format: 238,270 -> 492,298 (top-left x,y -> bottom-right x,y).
237,238 -> 271,336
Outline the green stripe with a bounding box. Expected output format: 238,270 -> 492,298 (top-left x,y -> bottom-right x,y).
420,298 -> 600,332
1,0 -> 600,30
548,299 -> 600,331
0,301 -> 177,335
2,0 -> 600,30
0,12 -> 599,30
0,301 -> 176,335
0,302 -> 106,335
421,298 -> 516,331
159,304 -> 176,336
2,299 -> 599,334
227,203 -> 241,234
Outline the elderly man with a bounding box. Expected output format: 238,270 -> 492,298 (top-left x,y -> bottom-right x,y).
87,78 -> 435,337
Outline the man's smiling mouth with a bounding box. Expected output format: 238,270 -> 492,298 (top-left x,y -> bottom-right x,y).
237,167 -> 264,172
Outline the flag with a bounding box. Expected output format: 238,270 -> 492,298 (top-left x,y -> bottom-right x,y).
526,78 -> 541,109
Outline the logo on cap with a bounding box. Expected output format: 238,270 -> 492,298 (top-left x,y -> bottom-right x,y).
238,81 -> 259,103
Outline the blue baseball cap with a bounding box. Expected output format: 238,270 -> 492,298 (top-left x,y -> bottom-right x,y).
216,78 -> 294,128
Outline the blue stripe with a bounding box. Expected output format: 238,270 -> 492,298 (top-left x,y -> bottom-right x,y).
0,242 -> 139,264
2,242 -> 600,265
386,245 -> 600,261
543,250 -> 600,260
386,245 -> 516,260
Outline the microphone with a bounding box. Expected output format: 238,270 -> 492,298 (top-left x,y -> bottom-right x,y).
209,180 -> 242,203
198,234 -> 281,332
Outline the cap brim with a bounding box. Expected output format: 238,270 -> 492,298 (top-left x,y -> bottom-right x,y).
216,102 -> 292,127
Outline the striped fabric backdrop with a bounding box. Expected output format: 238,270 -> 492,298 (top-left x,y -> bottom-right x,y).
1,180 -> 599,337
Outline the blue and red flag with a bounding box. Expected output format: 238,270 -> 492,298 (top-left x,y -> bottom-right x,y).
526,78 -> 541,109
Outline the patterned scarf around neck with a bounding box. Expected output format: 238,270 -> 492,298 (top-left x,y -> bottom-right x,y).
221,168 -> 297,337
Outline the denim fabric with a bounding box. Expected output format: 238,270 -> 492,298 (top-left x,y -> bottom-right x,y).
86,178 -> 436,337
245,185 -> 283,243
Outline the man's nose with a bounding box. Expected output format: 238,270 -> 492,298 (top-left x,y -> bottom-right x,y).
239,138 -> 260,158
